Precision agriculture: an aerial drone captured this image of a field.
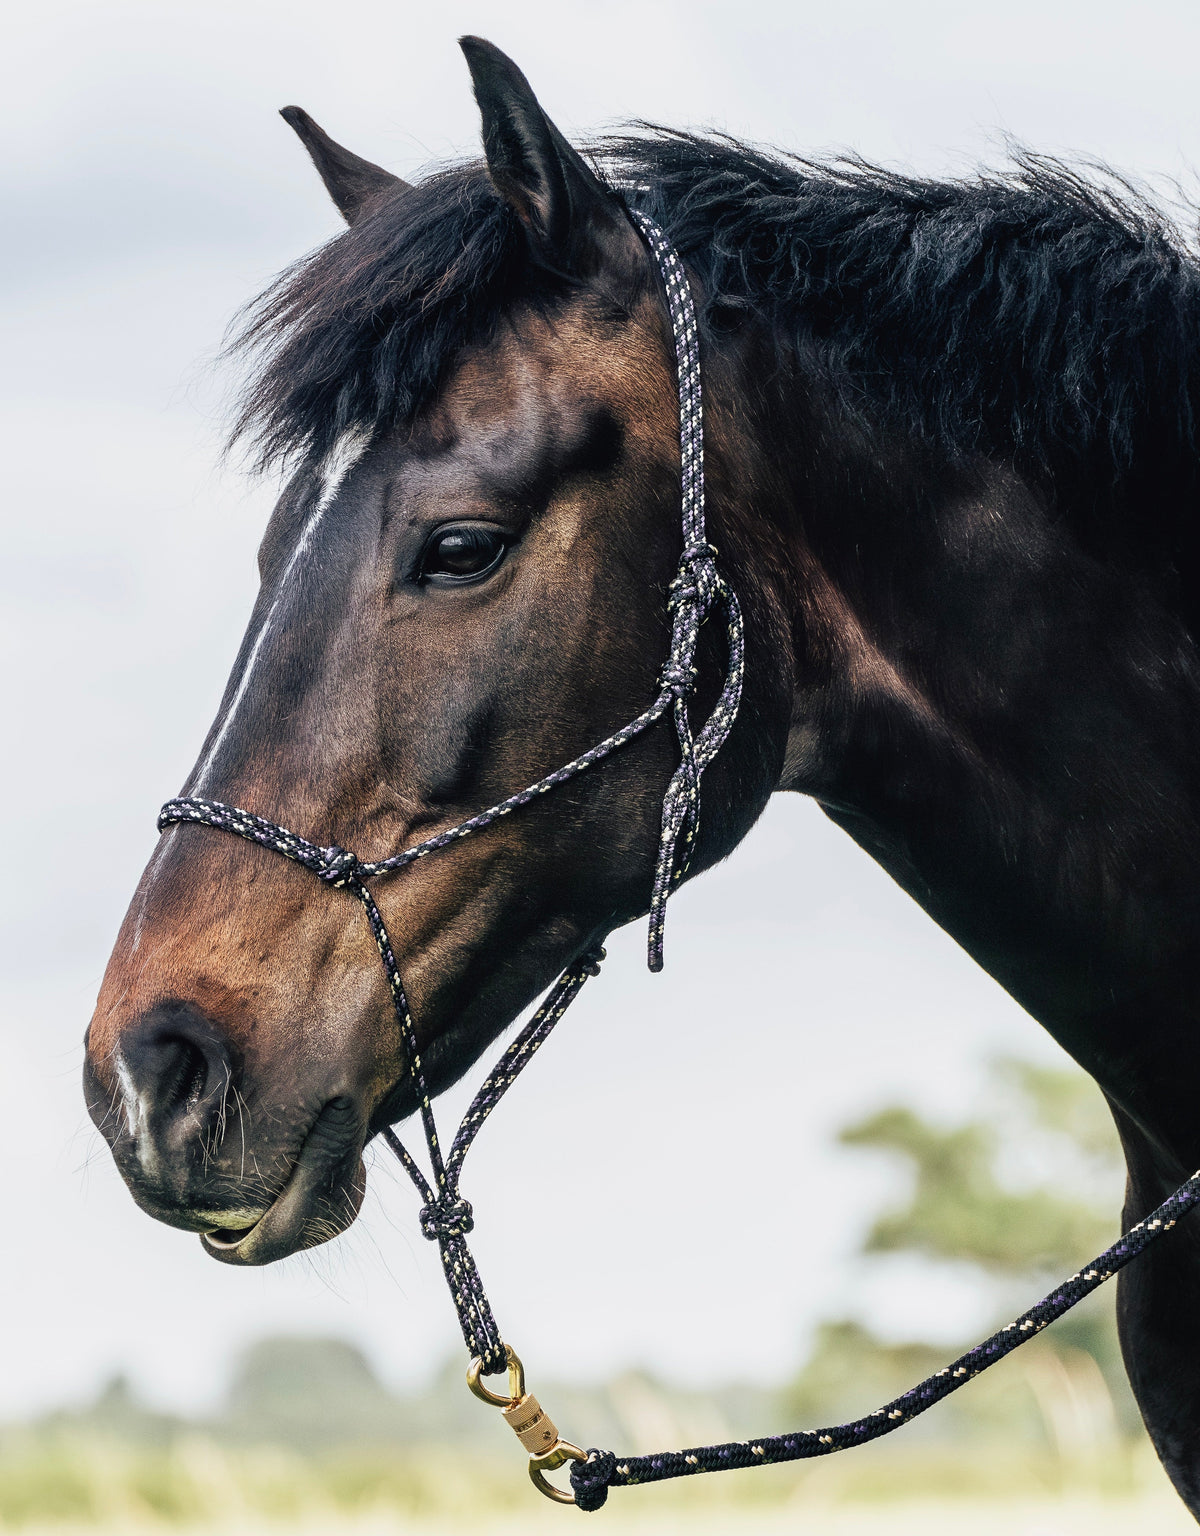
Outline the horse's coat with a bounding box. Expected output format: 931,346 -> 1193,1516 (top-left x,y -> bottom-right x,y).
84,37 -> 1200,1518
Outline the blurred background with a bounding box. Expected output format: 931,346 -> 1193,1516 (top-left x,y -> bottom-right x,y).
5,2 -> 1200,1531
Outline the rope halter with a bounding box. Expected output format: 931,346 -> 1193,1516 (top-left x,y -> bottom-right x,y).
157,211 -> 742,1376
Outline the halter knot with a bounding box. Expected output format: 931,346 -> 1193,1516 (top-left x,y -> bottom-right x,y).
570,1449 -> 617,1511
668,542 -> 721,614
419,1195 -> 475,1240
319,846 -> 360,887
658,661 -> 698,699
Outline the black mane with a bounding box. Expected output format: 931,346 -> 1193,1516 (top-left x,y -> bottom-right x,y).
233,131 -> 1200,567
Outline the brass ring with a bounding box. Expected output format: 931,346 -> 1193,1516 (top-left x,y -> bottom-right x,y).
529,1441 -> 587,1504
466,1344 -> 525,1407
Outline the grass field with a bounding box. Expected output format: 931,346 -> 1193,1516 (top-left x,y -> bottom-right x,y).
1,1436 -> 1194,1534
7,1493 -> 1195,1535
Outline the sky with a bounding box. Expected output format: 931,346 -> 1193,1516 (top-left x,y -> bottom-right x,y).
4,0 -> 1200,1420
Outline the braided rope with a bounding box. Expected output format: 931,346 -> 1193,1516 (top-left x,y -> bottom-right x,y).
383,949 -> 602,1371
630,211 -> 744,969
158,214 -> 741,1378
569,1172 -> 1200,1508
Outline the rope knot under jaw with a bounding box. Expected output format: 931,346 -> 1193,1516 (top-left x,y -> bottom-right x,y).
570,1449 -> 617,1512
419,1196 -> 475,1240
319,846 -> 360,887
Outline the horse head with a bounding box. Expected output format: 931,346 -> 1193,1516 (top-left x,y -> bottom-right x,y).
83,40 -> 787,1265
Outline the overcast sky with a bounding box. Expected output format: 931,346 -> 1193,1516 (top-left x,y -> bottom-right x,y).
4,0 -> 1199,1420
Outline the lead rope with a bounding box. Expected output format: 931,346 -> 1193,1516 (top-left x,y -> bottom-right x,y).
568,1173 -> 1200,1508
155,212 -> 1200,1508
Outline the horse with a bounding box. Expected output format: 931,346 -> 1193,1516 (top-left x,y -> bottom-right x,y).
84,36 -> 1200,1516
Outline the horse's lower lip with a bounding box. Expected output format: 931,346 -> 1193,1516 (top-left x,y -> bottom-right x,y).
204,1222 -> 260,1249
199,1098 -> 365,1266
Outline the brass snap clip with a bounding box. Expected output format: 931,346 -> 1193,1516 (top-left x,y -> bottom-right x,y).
467,1345 -> 586,1504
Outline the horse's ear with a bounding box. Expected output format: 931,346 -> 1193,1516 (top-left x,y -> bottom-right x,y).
280,106 -> 410,226
458,37 -> 643,286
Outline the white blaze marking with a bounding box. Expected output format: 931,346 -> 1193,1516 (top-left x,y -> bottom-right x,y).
192,437 -> 366,793
128,433 -> 369,948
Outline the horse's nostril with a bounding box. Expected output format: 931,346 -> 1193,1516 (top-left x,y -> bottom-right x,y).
159,1037 -> 211,1117
119,1003 -> 232,1137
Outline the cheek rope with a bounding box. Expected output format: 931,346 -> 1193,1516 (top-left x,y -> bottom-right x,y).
155,212 -> 1200,1508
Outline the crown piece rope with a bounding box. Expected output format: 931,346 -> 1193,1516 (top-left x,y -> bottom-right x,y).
154,209 -> 1200,1510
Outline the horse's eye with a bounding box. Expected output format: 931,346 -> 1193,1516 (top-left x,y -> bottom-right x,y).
419,524 -> 508,585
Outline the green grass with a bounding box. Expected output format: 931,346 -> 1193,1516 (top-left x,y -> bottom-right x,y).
0,1430 -> 1185,1530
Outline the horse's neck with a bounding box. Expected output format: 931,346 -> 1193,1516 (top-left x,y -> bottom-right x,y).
756,409 -> 1200,1172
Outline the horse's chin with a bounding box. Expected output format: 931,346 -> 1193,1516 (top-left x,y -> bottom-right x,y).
200,1097 -> 367,1266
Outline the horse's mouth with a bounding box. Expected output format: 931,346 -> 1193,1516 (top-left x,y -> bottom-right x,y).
200,1096 -> 366,1266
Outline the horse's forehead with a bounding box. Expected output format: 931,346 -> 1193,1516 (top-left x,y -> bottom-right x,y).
428,300 -> 671,442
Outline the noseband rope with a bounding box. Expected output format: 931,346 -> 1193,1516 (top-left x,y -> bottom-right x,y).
157,212 -> 1200,1507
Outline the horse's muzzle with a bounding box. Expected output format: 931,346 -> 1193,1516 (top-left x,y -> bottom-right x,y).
85,1000 -> 368,1260
200,1095 -> 366,1265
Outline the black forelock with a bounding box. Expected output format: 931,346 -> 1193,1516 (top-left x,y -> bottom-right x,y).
229,162 -> 522,472
232,130 -> 1200,540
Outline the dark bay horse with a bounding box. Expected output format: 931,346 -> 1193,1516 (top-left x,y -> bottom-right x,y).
85,37 -> 1200,1515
